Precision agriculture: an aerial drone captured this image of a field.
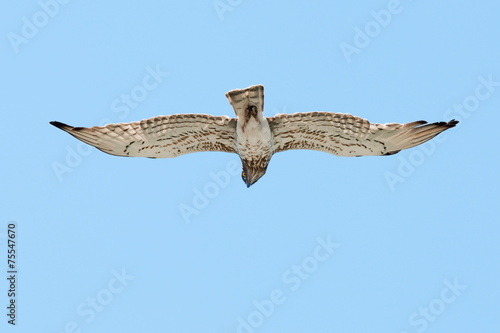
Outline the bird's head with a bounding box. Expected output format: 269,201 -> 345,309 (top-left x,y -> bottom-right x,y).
241,158 -> 270,188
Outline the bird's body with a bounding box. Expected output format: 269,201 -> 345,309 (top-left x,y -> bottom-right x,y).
51,85 -> 458,187
227,85 -> 273,186
235,115 -> 273,185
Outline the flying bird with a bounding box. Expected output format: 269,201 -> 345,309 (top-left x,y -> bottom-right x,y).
50,85 -> 458,187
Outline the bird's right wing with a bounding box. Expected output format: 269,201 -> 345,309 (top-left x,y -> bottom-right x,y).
50,114 -> 237,158
268,112 -> 458,157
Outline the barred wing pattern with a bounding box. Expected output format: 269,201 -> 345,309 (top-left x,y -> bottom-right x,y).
268,112 -> 458,157
50,114 -> 237,158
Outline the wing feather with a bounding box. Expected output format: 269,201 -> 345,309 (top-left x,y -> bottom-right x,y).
268,112 -> 458,157
50,114 -> 237,158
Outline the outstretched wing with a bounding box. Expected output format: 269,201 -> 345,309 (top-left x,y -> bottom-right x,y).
50,114 -> 237,158
268,112 -> 458,157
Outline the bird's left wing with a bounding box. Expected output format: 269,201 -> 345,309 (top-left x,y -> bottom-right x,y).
268,112 -> 458,157
50,114 -> 237,158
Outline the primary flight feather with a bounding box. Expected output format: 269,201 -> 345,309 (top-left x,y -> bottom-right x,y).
51,85 -> 458,187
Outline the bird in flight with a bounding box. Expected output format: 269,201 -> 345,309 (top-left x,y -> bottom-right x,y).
51,85 -> 458,187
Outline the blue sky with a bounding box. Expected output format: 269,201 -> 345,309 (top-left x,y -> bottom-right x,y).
2,0 -> 499,332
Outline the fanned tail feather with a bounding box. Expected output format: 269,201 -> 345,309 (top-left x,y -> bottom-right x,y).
225,85 -> 264,118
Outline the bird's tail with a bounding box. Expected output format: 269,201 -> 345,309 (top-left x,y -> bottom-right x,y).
225,85 -> 264,119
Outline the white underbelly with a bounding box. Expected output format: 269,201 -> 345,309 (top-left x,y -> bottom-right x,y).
236,118 -> 273,157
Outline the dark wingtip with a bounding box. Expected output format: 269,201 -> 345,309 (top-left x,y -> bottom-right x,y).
50,121 -> 73,131
447,119 -> 459,127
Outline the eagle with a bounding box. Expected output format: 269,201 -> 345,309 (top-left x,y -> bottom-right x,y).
51,85 -> 458,187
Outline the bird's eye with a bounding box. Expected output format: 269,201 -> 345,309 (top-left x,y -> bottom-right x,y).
242,172 -> 246,178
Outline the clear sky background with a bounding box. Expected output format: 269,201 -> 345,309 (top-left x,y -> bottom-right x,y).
2,1 -> 499,332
